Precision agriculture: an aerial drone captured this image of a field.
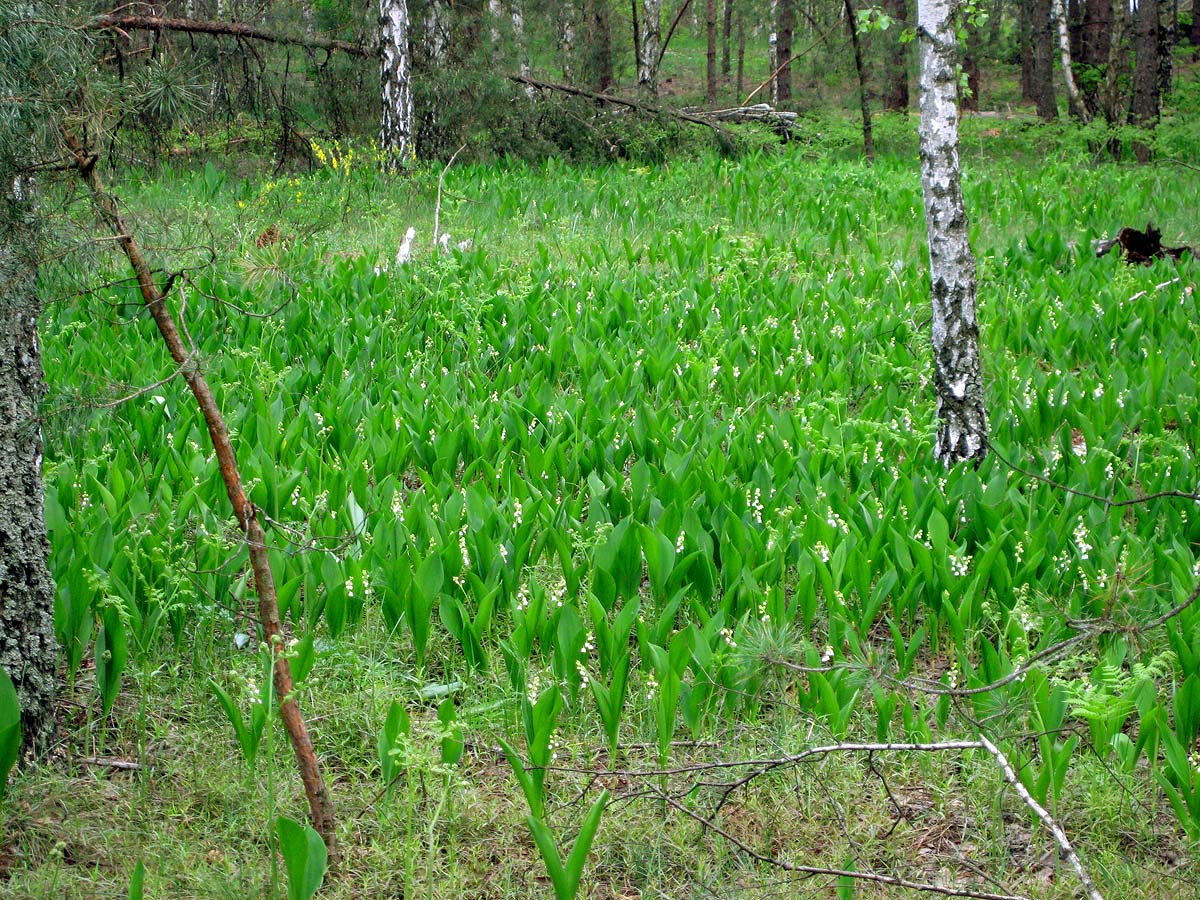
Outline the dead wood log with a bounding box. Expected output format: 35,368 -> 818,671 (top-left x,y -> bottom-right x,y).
704,103 -> 800,138
91,14 -> 370,58
1093,221 -> 1195,264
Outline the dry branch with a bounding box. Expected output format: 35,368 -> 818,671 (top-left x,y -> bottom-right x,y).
509,74 -> 728,134
90,14 -> 370,58
65,135 -> 340,867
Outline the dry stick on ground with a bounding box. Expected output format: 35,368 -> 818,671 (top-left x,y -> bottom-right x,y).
649,784 -> 1030,900
66,135 -> 341,868
633,738 -> 1104,900
654,0 -> 695,74
741,26 -> 837,105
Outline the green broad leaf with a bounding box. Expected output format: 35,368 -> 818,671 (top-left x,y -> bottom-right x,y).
378,699 -> 410,791
96,604 -> 128,717
527,816 -> 569,900
276,815 -> 328,900
926,508 -> 950,553
0,667 -> 22,803
127,860 -> 145,900
438,697 -> 464,766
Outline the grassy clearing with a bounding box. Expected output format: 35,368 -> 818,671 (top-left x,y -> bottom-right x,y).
5,124 -> 1200,899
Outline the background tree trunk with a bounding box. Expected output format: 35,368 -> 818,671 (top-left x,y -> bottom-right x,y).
721,0 -> 734,76
1029,0 -> 1059,118
1131,0 -> 1160,161
706,0 -> 718,102
961,18 -> 981,111
917,0 -> 989,466
1080,0 -> 1113,114
736,11 -> 745,94
881,0 -> 909,110
380,0 -> 414,162
843,0 -> 874,159
561,1 -> 578,83
0,193 -> 57,757
586,0 -> 614,92
774,0 -> 794,103
639,0 -> 662,93
1156,0 -> 1174,97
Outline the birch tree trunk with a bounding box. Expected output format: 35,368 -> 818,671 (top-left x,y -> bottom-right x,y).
917,0 -> 989,466
0,190 -> 57,757
561,1 -> 578,82
1051,0 -> 1089,120
639,0 -> 662,93
380,0 -> 414,163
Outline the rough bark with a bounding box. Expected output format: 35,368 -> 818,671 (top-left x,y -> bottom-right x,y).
1131,0 -> 1159,161
1080,0 -> 1112,114
774,0 -> 794,104
961,20 -> 981,111
586,0 -> 614,92
639,0 -> 663,93
91,13 -> 370,57
1028,0 -> 1059,118
68,138 -> 341,864
917,0 -> 989,466
881,0 -> 909,110
843,0 -> 874,159
0,193 -> 57,758
380,0 -> 414,163
721,0 -> 734,75
1156,0 -> 1174,97
706,0 -> 718,102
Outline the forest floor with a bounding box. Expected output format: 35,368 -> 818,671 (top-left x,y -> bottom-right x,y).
5,99 -> 1200,900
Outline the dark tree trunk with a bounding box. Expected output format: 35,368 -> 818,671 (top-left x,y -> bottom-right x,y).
1028,0 -> 1059,118
586,0 -> 614,92
1156,0 -> 1174,97
1131,0 -> 1160,161
1192,2 -> 1199,58
843,0 -> 874,158
1080,0 -> 1113,114
1020,0 -> 1036,98
0,194 -> 57,757
706,0 -> 717,101
721,0 -> 734,76
775,0 -> 793,103
961,18 -> 981,110
881,0 -> 909,110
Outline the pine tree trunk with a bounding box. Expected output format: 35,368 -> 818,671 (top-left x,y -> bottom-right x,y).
587,0 -> 614,92
1131,0 -> 1160,161
961,19 -> 981,111
706,0 -> 718,102
917,0 -> 989,466
721,0 -> 734,76
881,0 -> 909,111
736,11 -> 745,95
0,192 -> 57,757
1029,0 -> 1059,118
1080,0 -> 1112,115
379,0 -> 414,163
1156,0 -> 1174,97
843,0 -> 874,159
639,0 -> 662,93
775,0 -> 794,103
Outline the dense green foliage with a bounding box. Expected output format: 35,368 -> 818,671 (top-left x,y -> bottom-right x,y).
12,124 -> 1200,896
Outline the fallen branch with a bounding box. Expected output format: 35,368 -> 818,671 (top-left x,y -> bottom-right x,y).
65,135 -> 340,868
508,75 -> 730,136
90,14 -> 370,58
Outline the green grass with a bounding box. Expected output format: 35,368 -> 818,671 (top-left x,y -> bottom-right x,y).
5,121 -> 1200,898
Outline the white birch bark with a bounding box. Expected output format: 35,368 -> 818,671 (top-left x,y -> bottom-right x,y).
423,0 -> 450,67
917,0 -> 988,466
488,0 -> 503,43
768,0 -> 779,103
380,0 -> 414,163
1051,0 -> 1089,121
560,1 -> 577,82
638,0 -> 663,93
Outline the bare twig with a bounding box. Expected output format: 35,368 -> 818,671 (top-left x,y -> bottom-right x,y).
90,13 -> 369,57
433,143 -> 466,254
976,734 -> 1104,900
649,784 -> 1030,900
66,135 -> 340,868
